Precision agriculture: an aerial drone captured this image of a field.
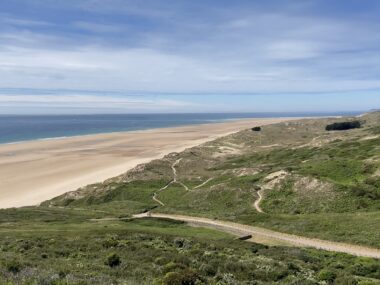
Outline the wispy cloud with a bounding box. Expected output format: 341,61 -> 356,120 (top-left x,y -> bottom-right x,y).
0,1 -> 380,113
1,15 -> 52,27
74,21 -> 125,33
0,93 -> 195,114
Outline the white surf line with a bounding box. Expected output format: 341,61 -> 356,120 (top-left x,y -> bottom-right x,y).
193,178 -> 214,190
133,212 -> 380,259
253,189 -> 265,213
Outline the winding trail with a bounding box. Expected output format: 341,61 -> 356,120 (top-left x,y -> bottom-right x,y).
171,159 -> 181,182
253,189 -> 265,213
133,212 -> 380,259
152,158 -> 187,206
152,181 -> 172,206
193,178 -> 214,189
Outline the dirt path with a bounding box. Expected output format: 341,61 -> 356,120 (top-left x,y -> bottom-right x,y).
171,159 -> 180,181
152,180 -> 173,206
253,189 -> 264,213
193,178 -> 214,189
133,212 -> 380,259
152,158 -> 187,206
152,192 -> 166,206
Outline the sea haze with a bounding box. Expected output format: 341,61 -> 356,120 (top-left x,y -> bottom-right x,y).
0,112 -> 361,144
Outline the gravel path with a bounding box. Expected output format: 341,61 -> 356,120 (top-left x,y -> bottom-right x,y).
133,212 -> 380,259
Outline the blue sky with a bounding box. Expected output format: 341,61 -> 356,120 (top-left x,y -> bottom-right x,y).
0,0 -> 380,114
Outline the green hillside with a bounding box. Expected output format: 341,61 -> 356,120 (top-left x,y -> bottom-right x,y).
2,112 -> 380,284
47,112 -> 380,247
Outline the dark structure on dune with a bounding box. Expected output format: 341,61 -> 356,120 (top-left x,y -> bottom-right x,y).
251,126 -> 262,132
325,120 -> 362,131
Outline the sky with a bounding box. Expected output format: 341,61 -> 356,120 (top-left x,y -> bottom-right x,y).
0,0 -> 380,114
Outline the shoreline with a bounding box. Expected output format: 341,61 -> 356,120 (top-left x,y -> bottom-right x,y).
0,112 -> 359,146
0,117 -> 247,146
0,117 -> 299,209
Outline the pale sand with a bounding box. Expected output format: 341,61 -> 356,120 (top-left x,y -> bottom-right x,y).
0,118 -> 294,208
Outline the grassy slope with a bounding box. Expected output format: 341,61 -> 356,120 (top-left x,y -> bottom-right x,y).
47,112 -> 380,249
0,207 -> 380,285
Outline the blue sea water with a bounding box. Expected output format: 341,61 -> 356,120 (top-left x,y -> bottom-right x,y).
0,112 -> 362,144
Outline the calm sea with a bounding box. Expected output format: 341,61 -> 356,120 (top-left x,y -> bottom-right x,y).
0,112 -> 361,144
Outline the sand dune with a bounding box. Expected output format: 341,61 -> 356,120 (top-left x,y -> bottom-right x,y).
0,118 -> 292,208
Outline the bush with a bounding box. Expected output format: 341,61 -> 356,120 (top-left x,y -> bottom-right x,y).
351,262 -> 380,279
164,262 -> 187,273
199,263 -> 217,276
105,253 -> 121,268
283,276 -> 318,285
325,121 -> 361,131
162,269 -> 200,285
252,127 -> 262,131
318,269 -> 336,283
358,281 -> 377,285
173,238 -> 192,249
5,259 -> 22,273
334,275 -> 358,285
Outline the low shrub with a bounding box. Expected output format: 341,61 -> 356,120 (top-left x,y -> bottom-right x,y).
162,269 -> 200,285
317,269 -> 336,283
5,259 -> 23,273
334,275 -> 358,285
105,253 -> 121,268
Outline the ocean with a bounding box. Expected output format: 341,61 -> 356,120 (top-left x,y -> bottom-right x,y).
0,112 -> 361,144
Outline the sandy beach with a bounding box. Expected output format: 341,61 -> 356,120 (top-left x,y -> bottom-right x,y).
0,118 -> 294,208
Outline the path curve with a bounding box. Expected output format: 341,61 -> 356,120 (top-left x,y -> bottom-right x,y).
253,189 -> 264,213
152,192 -> 165,206
171,158 -> 181,182
193,178 -> 214,190
152,158 -> 187,206
133,212 -> 380,259
152,180 -> 173,206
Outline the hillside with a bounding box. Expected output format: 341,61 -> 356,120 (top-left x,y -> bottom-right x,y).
1,112 -> 380,284
47,112 -> 380,247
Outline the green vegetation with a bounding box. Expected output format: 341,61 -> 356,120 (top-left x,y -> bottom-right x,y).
240,211 -> 380,248
0,209 -> 379,285
45,112 -> 380,248
105,253 -> 121,268
4,112 -> 380,283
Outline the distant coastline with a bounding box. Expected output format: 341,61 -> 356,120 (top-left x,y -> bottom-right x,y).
0,111 -> 362,144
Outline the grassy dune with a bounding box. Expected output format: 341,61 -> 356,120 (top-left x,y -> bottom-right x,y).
48,113 -> 380,247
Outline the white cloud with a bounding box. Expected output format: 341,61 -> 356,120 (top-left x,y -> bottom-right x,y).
74,21 -> 125,33
266,40 -> 322,60
1,42 -> 380,95
1,3 -> 380,99
0,93 -> 195,114
0,14 -> 52,27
